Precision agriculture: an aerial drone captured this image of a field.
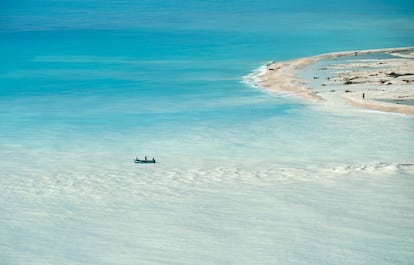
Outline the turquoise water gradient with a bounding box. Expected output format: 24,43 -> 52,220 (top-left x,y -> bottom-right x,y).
1,0 -> 413,156
1,1 -> 414,265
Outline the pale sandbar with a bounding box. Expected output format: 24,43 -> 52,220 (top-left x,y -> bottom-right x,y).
249,47 -> 414,115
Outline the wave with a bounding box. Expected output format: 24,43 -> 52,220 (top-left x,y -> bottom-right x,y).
241,64 -> 268,88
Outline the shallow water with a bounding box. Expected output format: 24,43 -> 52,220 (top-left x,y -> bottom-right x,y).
1,1 -> 414,264
376,99 -> 414,106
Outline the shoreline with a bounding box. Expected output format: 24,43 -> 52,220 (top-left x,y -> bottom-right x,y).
249,47 -> 414,115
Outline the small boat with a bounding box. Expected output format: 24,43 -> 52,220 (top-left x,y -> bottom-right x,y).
134,157 -> 156,164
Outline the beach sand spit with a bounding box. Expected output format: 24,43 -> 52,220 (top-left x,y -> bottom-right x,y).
255,47 -> 414,115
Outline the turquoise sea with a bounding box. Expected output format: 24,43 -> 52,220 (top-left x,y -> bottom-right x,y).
1,1 -> 414,264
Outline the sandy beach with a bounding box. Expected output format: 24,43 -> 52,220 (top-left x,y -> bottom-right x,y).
251,47 -> 414,115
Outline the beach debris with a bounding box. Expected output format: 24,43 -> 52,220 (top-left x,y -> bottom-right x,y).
343,77 -> 354,85
387,72 -> 414,78
266,61 -> 276,70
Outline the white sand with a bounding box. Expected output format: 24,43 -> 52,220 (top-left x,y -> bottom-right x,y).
254,47 -> 414,115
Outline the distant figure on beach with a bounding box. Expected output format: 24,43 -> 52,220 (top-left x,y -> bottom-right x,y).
145,156 -> 147,161
363,93 -> 365,99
